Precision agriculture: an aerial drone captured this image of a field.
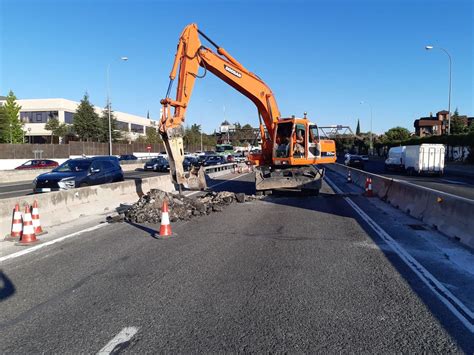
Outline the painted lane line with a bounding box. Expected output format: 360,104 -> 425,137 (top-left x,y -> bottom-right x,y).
0,223 -> 107,264
186,172 -> 252,197
324,175 -> 474,333
97,327 -> 139,355
439,178 -> 468,185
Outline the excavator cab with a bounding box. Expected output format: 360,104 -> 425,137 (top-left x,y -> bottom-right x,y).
272,118 -> 331,166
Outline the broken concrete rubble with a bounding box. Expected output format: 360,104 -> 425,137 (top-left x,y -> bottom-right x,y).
120,189 -> 260,224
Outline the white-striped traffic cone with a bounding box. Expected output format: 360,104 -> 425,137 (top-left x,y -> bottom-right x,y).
31,200 -> 46,235
8,203 -> 22,240
16,205 -> 39,245
159,200 -> 173,238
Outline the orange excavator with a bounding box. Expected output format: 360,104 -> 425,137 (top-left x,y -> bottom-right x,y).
159,24 -> 336,193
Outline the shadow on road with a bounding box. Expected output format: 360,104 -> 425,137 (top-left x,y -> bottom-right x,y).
125,221 -> 160,240
0,271 -> 15,302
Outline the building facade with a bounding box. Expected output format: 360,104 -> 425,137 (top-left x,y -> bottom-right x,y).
414,111 -> 449,137
0,98 -> 157,143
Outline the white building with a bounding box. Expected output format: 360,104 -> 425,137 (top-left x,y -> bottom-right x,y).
0,98 -> 157,143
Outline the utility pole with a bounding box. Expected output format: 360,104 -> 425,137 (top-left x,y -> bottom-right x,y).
425,45 -> 452,135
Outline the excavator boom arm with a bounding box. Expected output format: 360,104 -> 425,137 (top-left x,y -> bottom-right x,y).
159,24 -> 282,188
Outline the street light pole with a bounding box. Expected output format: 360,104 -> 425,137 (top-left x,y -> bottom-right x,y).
106,57 -> 128,155
360,101 -> 373,154
425,45 -> 452,135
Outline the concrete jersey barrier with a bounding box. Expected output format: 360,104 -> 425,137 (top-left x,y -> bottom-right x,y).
0,175 -> 175,239
0,164 -> 247,239
326,163 -> 474,250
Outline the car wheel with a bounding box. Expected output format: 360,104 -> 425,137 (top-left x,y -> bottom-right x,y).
79,183 -> 88,188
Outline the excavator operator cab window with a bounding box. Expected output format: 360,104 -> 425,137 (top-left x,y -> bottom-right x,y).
308,125 -> 321,158
274,122 -> 292,158
293,124 -> 306,158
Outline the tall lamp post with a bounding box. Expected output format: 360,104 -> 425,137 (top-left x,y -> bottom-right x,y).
106,56 -> 128,155
360,101 -> 373,155
425,45 -> 452,135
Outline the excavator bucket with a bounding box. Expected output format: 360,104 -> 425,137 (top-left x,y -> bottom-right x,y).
162,126 -> 207,191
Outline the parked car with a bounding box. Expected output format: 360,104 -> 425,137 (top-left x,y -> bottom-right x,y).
119,154 -> 138,161
344,155 -> 365,169
144,157 -> 170,172
15,159 -> 58,170
33,156 -> 123,193
202,155 -> 226,166
183,157 -> 199,171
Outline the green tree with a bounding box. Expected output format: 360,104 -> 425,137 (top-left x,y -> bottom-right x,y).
45,117 -> 69,144
0,105 -> 7,143
450,108 -> 468,135
145,126 -> 161,144
383,126 -> 411,142
356,119 -> 361,136
73,93 -> 100,141
98,106 -> 121,143
0,90 -> 23,143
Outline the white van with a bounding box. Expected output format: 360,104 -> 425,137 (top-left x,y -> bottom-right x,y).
404,144 -> 445,175
384,146 -> 406,171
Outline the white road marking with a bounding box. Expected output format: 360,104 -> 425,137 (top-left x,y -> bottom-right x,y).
97,327 -> 139,354
186,172 -> 252,197
0,223 -> 107,264
439,178 -> 468,185
325,175 -> 474,333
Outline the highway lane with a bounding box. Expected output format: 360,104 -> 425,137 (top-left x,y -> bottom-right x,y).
0,173 -> 472,353
0,169 -> 166,200
338,157 -> 474,200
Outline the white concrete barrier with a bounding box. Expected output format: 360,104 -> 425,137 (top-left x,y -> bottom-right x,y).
326,163 -> 474,250
0,175 -> 176,239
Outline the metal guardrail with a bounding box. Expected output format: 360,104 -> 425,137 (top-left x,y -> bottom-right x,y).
203,163 -> 238,174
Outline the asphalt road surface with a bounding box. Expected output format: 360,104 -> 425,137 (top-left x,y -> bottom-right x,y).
0,169 -> 166,200
338,157 -> 474,200
0,172 -> 472,353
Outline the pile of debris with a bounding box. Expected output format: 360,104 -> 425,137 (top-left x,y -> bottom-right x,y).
117,189 -> 259,224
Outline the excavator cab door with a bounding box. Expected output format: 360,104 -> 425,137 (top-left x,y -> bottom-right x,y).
307,124 -> 322,159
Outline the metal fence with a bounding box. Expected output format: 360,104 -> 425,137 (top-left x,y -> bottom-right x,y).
0,142 -> 215,159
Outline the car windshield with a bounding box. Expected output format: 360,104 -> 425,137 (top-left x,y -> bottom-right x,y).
54,160 -> 91,172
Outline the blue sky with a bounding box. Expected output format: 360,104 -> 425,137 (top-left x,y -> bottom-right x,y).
1,0 -> 472,134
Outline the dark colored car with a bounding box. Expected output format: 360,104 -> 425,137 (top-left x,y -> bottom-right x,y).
183,157 -> 199,171
345,155 -> 365,169
15,159 -> 58,170
33,156 -> 123,193
197,151 -> 217,164
144,157 -> 170,172
202,155 -> 226,167
119,154 -> 138,161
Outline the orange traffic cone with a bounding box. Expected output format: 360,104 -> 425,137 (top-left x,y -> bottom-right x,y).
31,200 -> 45,235
365,177 -> 374,197
347,170 -> 352,183
159,200 -> 173,237
16,205 -> 39,246
8,204 -> 22,239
